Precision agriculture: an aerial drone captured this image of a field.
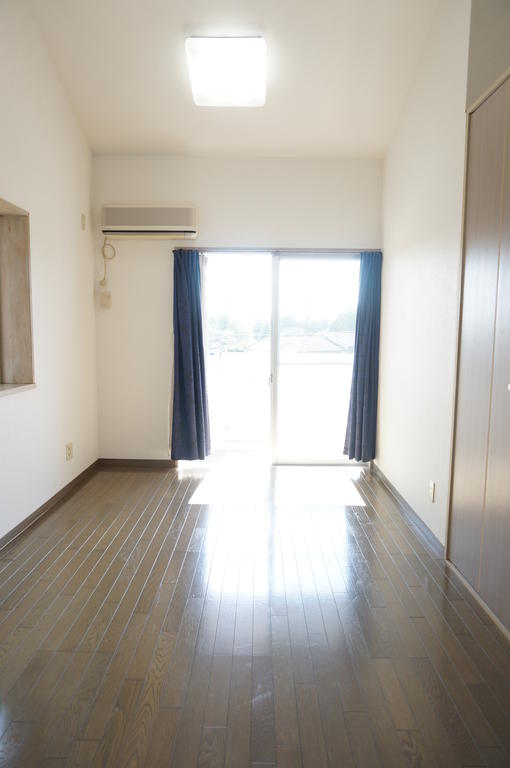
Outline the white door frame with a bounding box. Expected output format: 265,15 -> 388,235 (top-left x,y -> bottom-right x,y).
270,253 -> 280,464
197,247 -> 363,464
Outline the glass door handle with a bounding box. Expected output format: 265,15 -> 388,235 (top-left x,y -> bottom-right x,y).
268,373 -> 273,387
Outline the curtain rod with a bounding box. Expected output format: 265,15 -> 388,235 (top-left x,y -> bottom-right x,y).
173,247 -> 377,255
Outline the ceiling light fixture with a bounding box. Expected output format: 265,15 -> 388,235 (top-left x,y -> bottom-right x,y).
185,36 -> 266,107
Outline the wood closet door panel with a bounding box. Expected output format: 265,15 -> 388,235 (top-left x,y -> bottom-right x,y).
449,82 -> 507,589
479,79 -> 510,628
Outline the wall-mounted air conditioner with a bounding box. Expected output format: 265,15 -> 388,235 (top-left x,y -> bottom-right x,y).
101,205 -> 198,239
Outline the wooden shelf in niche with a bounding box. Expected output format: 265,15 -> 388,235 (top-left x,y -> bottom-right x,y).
0,197 -> 34,388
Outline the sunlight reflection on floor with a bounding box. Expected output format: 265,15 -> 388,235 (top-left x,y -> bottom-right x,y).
179,453 -> 365,599
273,466 -> 365,507
186,453 -> 365,507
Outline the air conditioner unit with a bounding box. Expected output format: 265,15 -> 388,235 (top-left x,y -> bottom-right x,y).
101,205 -> 198,239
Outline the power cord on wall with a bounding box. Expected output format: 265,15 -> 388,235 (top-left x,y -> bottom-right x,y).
100,236 -> 116,287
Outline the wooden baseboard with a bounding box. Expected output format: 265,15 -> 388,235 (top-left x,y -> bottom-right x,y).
369,463 -> 509,638
445,558 -> 510,642
370,462 -> 444,559
0,459 -> 99,553
97,458 -> 177,470
0,456 -> 177,553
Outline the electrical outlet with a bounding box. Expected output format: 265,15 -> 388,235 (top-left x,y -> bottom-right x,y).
429,480 -> 436,503
65,442 -> 73,461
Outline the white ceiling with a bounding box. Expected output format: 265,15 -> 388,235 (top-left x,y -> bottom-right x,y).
29,0 -> 439,157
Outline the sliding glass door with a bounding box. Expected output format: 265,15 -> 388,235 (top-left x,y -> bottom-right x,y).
272,254 -> 360,464
203,250 -> 359,465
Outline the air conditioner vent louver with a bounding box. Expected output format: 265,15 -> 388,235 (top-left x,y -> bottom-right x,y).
101,205 -> 197,239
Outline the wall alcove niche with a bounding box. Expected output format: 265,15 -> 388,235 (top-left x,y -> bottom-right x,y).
0,196 -> 34,394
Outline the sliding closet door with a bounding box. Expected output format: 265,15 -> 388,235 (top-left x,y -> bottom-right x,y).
479,79 -> 510,626
449,82 -> 507,589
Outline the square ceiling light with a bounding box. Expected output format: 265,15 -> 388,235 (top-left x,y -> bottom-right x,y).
185,37 -> 266,107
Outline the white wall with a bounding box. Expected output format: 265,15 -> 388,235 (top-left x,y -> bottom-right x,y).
377,0 -> 470,544
0,2 -> 97,539
93,155 -> 382,459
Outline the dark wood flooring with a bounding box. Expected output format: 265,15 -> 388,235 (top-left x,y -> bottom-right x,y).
0,464 -> 509,767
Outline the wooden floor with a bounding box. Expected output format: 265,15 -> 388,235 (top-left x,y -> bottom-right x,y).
0,463 -> 509,767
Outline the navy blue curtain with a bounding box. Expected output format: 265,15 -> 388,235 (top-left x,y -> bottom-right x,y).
171,249 -> 210,460
344,251 -> 382,462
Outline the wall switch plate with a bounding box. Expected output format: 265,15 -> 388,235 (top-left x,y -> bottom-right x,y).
429,480 -> 436,502
81,213 -> 86,230
65,442 -> 73,461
